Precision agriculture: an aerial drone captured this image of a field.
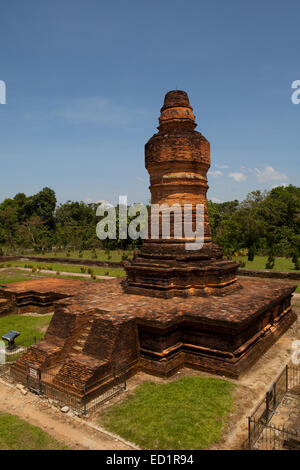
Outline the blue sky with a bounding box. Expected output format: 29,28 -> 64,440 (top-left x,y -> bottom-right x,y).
0,0 -> 299,205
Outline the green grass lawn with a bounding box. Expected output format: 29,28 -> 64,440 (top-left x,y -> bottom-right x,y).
100,377 -> 235,450
236,255 -> 298,272
0,313 -> 52,347
26,248 -> 133,262
1,261 -> 125,277
0,413 -> 69,450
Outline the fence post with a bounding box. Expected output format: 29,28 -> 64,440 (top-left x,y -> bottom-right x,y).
38,368 -> 42,394
248,417 -> 252,450
83,384 -> 87,416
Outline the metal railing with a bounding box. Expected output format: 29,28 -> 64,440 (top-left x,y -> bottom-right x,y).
249,420 -> 299,450
248,364 -> 300,449
25,362 -> 127,415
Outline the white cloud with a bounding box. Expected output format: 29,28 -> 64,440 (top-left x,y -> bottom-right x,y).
253,165 -> 288,183
209,170 -> 223,178
211,197 -> 224,203
229,172 -> 246,182
215,164 -> 229,169
272,182 -> 288,189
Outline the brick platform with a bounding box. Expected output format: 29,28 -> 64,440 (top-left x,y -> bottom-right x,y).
7,276 -> 296,401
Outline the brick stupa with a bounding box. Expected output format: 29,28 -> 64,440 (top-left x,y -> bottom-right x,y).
123,90 -> 239,297
6,90 -> 296,406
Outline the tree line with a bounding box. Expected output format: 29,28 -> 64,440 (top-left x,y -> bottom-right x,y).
0,185 -> 299,264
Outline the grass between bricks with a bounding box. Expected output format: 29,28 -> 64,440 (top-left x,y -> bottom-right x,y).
0,413 -> 69,450
99,377 -> 235,450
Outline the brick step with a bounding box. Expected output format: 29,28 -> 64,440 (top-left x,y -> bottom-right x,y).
68,319 -> 93,356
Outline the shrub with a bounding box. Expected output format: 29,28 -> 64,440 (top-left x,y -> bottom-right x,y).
56,271 -> 60,275
80,267 -> 86,273
87,268 -> 93,274
121,253 -> 128,261
239,261 -> 246,268
247,246 -> 255,262
265,254 -> 275,270
293,255 -> 300,271
105,271 -> 109,276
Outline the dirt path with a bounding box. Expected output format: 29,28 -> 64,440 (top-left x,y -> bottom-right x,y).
7,267 -> 115,280
0,379 -> 135,450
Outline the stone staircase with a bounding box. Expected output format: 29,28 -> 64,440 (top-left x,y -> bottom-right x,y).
68,318 -> 94,357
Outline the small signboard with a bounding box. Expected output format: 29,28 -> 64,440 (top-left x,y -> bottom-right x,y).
29,368 -> 38,379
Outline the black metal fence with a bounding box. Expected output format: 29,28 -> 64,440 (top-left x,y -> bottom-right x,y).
248,364 -> 300,449
25,362 -> 127,415
0,340 -> 127,415
249,420 -> 299,450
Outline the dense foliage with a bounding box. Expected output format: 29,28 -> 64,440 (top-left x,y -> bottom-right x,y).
0,185 -> 299,261
207,185 -> 300,260
0,187 -> 143,254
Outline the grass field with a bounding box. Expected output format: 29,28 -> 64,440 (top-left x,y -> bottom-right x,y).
0,413 -> 69,450
26,249 -> 133,262
100,377 -> 235,450
0,313 -> 52,347
236,256 -> 298,272
0,261 -> 125,277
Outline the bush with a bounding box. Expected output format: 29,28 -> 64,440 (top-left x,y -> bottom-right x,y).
78,251 -> 83,258
239,261 -> 246,268
105,271 -> 109,276
87,268 -> 93,274
247,246 -> 255,262
293,255 -> 300,270
265,254 -> 275,270
121,253 -> 128,261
